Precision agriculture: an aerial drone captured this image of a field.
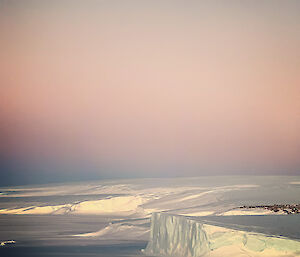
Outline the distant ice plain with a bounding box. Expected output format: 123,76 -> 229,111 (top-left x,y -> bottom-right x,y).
0,176 -> 299,256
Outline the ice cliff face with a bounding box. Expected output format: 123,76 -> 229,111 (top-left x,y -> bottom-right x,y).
144,213 -> 300,257
145,213 -> 209,257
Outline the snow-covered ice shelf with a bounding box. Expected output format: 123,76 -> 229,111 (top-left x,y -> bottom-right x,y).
144,213 -> 300,257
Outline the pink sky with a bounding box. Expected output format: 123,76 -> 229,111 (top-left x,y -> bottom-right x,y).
1,1 -> 300,179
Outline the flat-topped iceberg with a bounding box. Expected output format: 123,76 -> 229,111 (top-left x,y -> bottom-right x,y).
144,213 -> 300,257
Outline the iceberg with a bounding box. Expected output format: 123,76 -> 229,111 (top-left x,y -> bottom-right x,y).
144,213 -> 300,257
0,240 -> 15,246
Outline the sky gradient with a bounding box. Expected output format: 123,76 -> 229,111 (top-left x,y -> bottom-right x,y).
1,0 -> 300,185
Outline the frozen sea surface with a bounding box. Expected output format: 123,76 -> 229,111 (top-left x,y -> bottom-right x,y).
0,244 -> 147,257
0,215 -> 149,257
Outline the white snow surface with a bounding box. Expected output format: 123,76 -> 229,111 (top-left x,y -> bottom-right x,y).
74,222 -> 150,240
0,180 -> 261,216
